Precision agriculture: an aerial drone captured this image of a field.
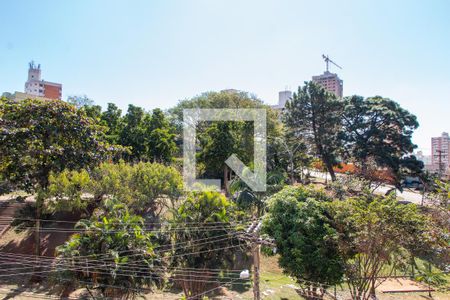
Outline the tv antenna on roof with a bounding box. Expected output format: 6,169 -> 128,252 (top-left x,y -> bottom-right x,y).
322,54 -> 342,72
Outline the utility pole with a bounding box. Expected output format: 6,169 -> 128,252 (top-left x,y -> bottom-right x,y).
252,242 -> 261,300
241,221 -> 275,300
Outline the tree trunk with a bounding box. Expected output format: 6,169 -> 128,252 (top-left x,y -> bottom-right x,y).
34,203 -> 41,256
369,276 -> 376,299
325,160 -> 336,182
223,165 -> 229,195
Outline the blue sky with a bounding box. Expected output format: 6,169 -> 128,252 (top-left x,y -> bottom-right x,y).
1,0 -> 449,154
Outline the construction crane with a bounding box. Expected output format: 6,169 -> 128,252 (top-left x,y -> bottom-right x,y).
322,54 -> 342,72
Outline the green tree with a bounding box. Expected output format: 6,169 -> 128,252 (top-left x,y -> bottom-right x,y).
198,121 -> 245,191
0,98 -> 113,256
146,108 -> 177,163
169,90 -> 279,135
101,103 -> 123,144
263,186 -> 344,300
328,193 -> 430,300
170,191 -> 244,299
82,104 -> 103,122
341,95 -> 420,186
169,90 -> 283,183
284,82 -> 343,181
56,198 -> 163,299
120,104 -> 147,161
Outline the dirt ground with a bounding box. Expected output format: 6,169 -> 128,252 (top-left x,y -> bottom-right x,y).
378,277 -> 433,293
0,192 -> 83,257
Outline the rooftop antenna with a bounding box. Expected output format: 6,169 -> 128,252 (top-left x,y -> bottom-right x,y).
322,54 -> 342,72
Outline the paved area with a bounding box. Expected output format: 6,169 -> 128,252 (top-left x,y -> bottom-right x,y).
308,170 -> 428,205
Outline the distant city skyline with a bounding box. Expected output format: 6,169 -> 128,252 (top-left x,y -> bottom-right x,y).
1,0 -> 449,154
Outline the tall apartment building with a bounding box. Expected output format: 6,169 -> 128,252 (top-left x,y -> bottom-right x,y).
278,90 -> 292,108
24,61 -> 62,99
431,132 -> 450,173
271,90 -> 293,110
312,71 -> 343,98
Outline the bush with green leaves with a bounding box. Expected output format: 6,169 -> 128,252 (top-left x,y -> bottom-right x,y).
56,198 -> 163,299
46,161 -> 183,215
170,191 -> 245,299
262,185 -> 343,300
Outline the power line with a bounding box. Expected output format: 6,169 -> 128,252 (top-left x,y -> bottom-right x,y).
0,216 -> 253,225
0,234 -> 244,274
0,244 -> 245,276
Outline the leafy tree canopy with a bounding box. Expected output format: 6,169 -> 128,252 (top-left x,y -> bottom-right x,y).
146,108 -> 177,163
263,185 -> 343,300
170,191 -> 245,298
47,161 -> 183,215
328,193 -> 431,300
0,98 -> 114,193
101,103 -> 123,144
284,82 -> 343,181
56,198 -> 163,299
342,95 -> 420,185
170,90 -> 282,189
120,104 -> 147,161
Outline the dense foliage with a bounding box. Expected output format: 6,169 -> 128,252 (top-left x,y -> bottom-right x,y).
169,90 -> 282,190
0,98 -> 113,192
328,193 -> 432,300
284,82 -> 343,181
263,184 -> 444,300
263,186 -> 343,299
0,98 -> 117,256
170,191 -> 244,299
341,95 -> 422,186
1,83 -> 446,299
56,198 -> 163,299
47,161 -> 183,214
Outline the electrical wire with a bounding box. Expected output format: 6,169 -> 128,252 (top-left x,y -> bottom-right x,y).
0,230 -> 246,267
0,244 -> 245,278
0,238 -> 246,277
0,216 -> 253,225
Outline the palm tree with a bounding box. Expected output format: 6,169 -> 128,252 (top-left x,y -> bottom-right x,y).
229,169 -> 285,217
